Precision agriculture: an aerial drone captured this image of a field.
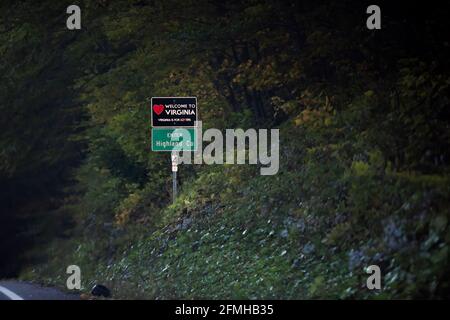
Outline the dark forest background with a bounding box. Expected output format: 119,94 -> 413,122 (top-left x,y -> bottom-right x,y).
1,0 -> 449,298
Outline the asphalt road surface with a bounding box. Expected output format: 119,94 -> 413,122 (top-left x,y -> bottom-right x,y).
0,280 -> 80,300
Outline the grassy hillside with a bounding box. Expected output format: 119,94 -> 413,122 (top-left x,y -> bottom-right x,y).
23,103 -> 450,299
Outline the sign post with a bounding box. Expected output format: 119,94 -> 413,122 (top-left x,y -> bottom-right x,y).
150,97 -> 198,204
171,152 -> 178,202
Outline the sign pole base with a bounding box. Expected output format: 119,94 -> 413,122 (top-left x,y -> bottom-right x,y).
172,171 -> 177,204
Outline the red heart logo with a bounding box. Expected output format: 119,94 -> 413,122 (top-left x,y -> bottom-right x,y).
153,104 -> 164,115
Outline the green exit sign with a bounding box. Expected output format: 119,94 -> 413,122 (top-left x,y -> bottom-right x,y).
151,128 -> 197,152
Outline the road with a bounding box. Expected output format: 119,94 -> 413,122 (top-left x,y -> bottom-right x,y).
0,280 -> 80,300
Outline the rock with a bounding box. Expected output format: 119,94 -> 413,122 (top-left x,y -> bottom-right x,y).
91,284 -> 111,298
291,258 -> 301,268
347,249 -> 365,271
181,217 -> 192,230
302,242 -> 315,254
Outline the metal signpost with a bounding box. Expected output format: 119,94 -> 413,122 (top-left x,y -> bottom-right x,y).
171,152 -> 178,202
151,97 -> 198,203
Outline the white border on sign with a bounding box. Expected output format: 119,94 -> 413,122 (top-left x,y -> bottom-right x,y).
151,96 -> 198,128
